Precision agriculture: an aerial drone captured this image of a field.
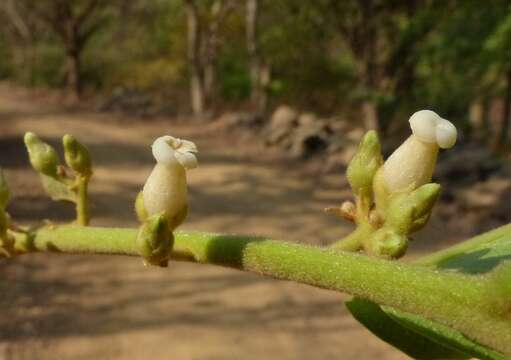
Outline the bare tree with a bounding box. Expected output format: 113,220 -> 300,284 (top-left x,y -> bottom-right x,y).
245,0 -> 269,115
185,0 -> 205,116
3,0 -> 113,100
184,0 -> 234,117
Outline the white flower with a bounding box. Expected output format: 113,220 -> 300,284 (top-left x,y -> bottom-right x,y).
383,110 -> 457,193
151,135 -> 198,169
142,135 -> 198,228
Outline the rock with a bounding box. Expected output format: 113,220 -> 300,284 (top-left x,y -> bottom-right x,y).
289,118 -> 332,159
271,105 -> 299,127
100,88 -> 153,116
457,177 -> 510,209
298,112 -> 318,127
265,105 -> 299,145
218,112 -> 263,128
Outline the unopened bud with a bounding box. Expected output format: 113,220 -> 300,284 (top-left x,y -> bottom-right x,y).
347,131 -> 383,197
136,214 -> 174,267
142,135 -> 197,231
63,134 -> 92,176
24,132 -> 59,177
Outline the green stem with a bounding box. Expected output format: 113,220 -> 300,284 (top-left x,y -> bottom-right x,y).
8,225 -> 511,355
75,175 -> 90,226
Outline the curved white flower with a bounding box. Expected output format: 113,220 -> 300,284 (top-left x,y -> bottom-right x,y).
142,135 -> 198,228
383,110 -> 457,193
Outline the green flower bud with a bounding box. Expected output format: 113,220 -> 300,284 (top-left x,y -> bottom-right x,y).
347,131 -> 383,198
24,132 -> 59,177
63,134 -> 92,176
0,169 -> 10,209
136,213 -> 174,267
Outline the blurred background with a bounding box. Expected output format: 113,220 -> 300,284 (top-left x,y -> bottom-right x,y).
1,0 -> 511,359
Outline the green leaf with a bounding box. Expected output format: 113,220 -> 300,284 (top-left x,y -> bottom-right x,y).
39,174 -> 76,203
348,225 -> 511,359
346,298 -> 468,359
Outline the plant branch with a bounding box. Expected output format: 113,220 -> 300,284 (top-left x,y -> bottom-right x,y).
9,224 -> 511,355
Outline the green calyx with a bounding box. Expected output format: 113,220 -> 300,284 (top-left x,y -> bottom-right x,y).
24,132 -> 59,178
332,131 -> 442,259
63,134 -> 92,177
136,213 -> 174,267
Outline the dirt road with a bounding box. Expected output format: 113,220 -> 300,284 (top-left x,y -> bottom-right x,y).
0,84 -> 414,359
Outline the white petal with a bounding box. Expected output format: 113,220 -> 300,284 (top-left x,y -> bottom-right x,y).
152,136 -> 178,165
436,118 -> 457,149
409,110 -> 440,143
175,151 -> 198,169
179,139 -> 198,153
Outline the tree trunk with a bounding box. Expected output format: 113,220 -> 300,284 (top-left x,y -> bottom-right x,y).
496,70 -> 511,149
185,0 -> 205,116
203,0 -> 225,107
246,0 -> 259,102
359,0 -> 379,131
245,0 -> 269,115
66,49 -> 81,101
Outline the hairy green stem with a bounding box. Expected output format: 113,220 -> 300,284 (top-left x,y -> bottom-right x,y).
75,175 -> 90,226
9,225 -> 511,355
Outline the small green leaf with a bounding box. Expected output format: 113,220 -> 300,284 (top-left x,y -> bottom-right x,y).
39,174 -> 76,202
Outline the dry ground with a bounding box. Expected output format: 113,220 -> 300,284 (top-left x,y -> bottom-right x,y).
0,84 -> 466,359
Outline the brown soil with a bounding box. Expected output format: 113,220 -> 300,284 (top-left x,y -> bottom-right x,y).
0,83 -> 467,359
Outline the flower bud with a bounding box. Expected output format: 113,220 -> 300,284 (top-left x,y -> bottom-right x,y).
382,110 -> 456,193
24,132 -> 59,177
136,213 -> 174,266
347,131 -> 383,197
142,135 -> 198,231
63,134 -> 92,176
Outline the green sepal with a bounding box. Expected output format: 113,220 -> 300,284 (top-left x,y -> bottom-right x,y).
364,228 -> 408,259
24,132 -> 59,178
385,183 -> 441,235
136,213 -> 174,267
63,134 -> 92,176
346,131 -> 383,198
